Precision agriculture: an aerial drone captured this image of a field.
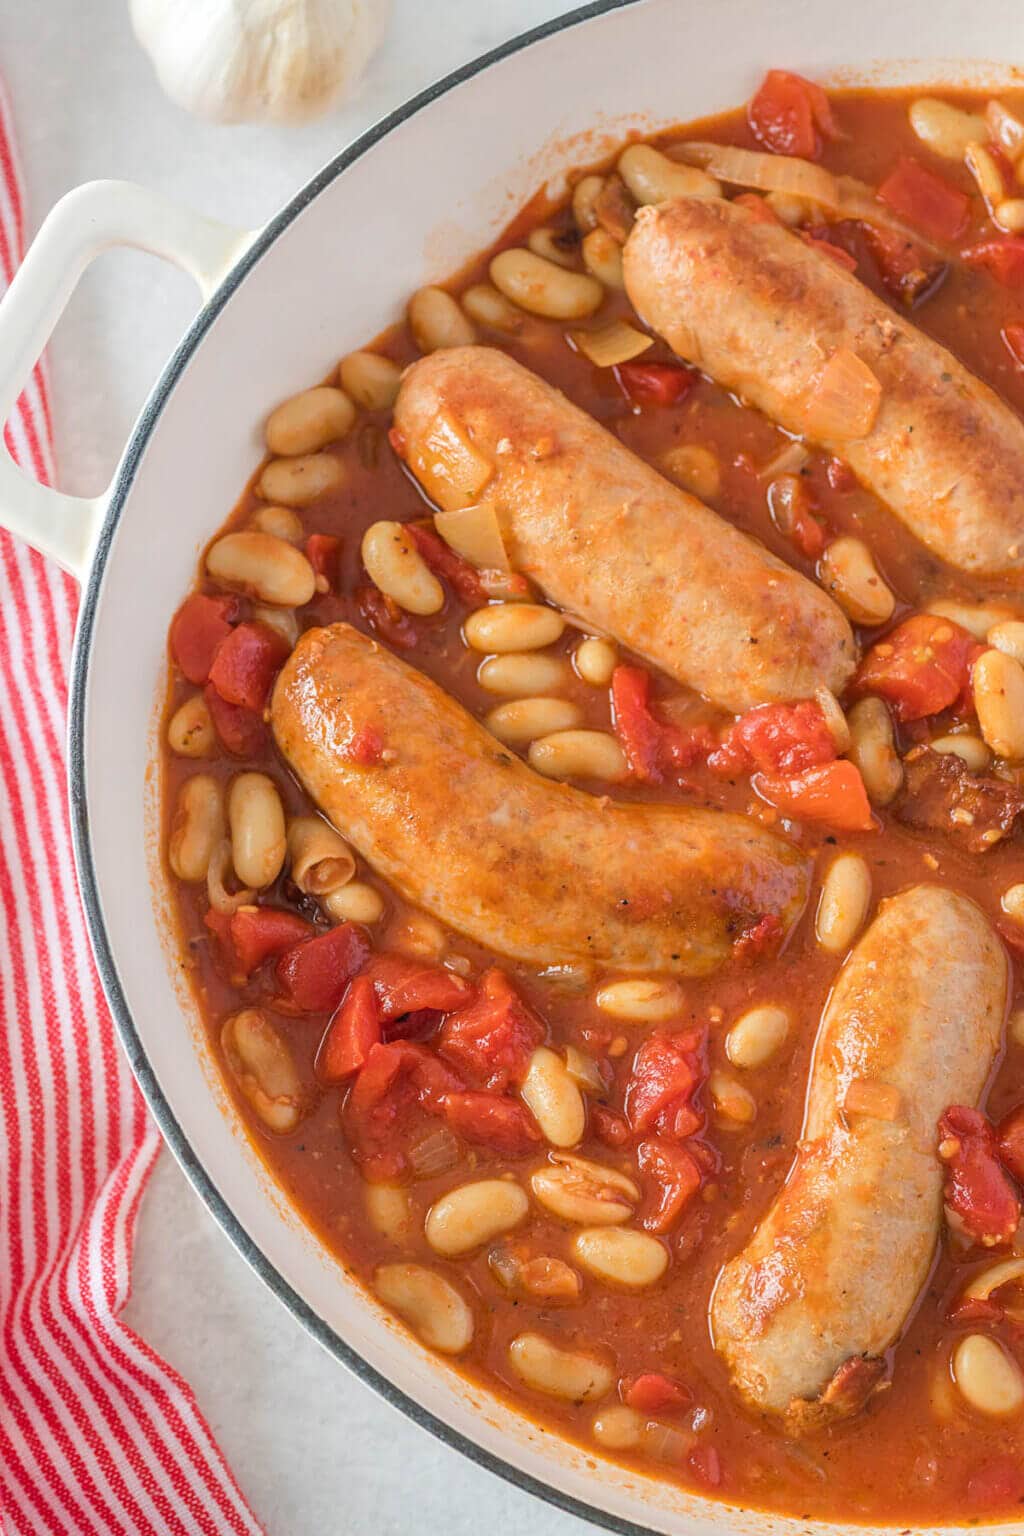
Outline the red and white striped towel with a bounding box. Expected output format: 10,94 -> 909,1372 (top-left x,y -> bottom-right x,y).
0,81 -> 265,1536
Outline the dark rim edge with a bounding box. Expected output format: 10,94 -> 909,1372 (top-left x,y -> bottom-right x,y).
63,3 -> 693,1535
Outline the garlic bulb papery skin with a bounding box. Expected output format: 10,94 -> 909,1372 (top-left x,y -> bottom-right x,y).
130,0 -> 391,125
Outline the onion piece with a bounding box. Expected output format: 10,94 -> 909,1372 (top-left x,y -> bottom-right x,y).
844,1078 -> 901,1120
802,349 -> 882,441
987,100 -> 1024,159
409,412 -> 494,511
408,1127 -> 460,1178
569,320 -> 653,368
759,439 -> 809,479
963,1257 -> 1024,1303
433,502 -> 510,572
207,839 -> 255,915
642,1421 -> 695,1463
564,1044 -> 603,1093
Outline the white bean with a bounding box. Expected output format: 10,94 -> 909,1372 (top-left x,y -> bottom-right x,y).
572,174 -> 605,233
265,386 -> 355,456
425,1179 -> 528,1256
927,599 -> 1014,640
407,286 -> 477,353
169,774 -> 225,882
374,1263 -> 474,1355
222,1008 -> 302,1133
930,733 -> 992,773
339,351 -> 402,411
819,537 -> 895,626
387,910 -> 448,960
464,603 -> 564,653
257,453 -> 343,507
530,1154 -> 638,1226
287,815 -> 355,895
362,520 -> 444,616
574,637 -> 617,687
726,1005 -> 790,1069
485,697 -> 582,745
660,445 -> 721,502
528,730 -> 628,783
207,530 -> 316,607
477,653 -> 568,696
581,229 -> 625,289
1002,883 -> 1024,922
996,198 -> 1024,233
953,1335 -> 1024,1416
974,648 -> 1024,760
252,603 -> 299,648
228,772 -> 286,889
987,619 -> 1024,664
909,97 -> 988,159
249,504 -> 304,542
709,1070 -> 756,1126
527,227 -> 578,269
591,1405 -> 643,1450
594,978 -> 684,1023
459,282 -> 523,333
966,142 -> 1005,208
508,1332 -> 613,1400
815,853 -> 872,954
618,144 -> 721,204
490,248 -> 603,320
364,1183 -> 411,1243
573,1227 -> 668,1290
324,881 -> 385,925
167,694 -> 215,758
520,1047 -> 585,1148
847,697 -> 903,805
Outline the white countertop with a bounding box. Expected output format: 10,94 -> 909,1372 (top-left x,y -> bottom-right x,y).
0,2 -> 591,1531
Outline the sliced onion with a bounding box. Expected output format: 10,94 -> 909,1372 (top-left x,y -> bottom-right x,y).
987,100 -> 1024,158
642,1421 -> 695,1464
409,411 -> 494,511
802,349 -> 881,442
408,1126 -> 459,1178
433,502 -> 510,572
564,1044 -> 603,1093
815,687 -> 851,753
759,439 -> 810,479
963,1257 -> 1024,1302
676,141 -> 838,206
207,840 -> 255,915
844,1078 -> 901,1120
569,320 -> 653,368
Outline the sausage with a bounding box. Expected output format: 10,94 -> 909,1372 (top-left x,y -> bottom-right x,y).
710,884 -> 1007,1431
270,623 -> 809,975
392,347 -> 854,714
623,196 -> 1024,576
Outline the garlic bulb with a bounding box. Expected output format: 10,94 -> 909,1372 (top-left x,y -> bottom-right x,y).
130,0 -> 391,124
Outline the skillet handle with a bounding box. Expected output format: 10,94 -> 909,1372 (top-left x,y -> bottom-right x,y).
0,179 -> 254,580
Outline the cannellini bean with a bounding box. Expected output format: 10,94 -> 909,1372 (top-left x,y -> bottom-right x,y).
573,1227 -> 668,1289
169,774 -> 224,882
591,1405 -> 644,1450
477,653 -> 568,696
364,1183 -> 411,1243
709,1070 -> 756,1126
531,1154 -> 638,1226
996,198 -> 1024,233
221,1008 -> 303,1133
927,599 -> 1014,640
485,697 -> 582,745
594,978 -> 684,1023
252,603 -> 299,648
660,445 -> 721,502
988,99 -> 1024,157
987,620 -> 1024,664
361,520 -> 444,616
508,1332 -> 613,1400
464,602 -> 564,653
265,386 -> 355,456
528,730 -> 628,783
206,530 -> 316,606
572,174 -> 605,233
930,733 -> 992,773
167,694 -> 215,758
520,1047 -> 585,1148
287,815 -> 355,895
974,648 -> 1024,760
388,910 -> 448,959
574,636 -> 617,687
324,881 -> 385,925
527,226 -> 578,269
407,286 -> 477,353
581,229 -> 625,289
908,97 -> 988,159
765,190 -> 817,225
228,772 -> 286,889
846,696 -> 903,805
618,144 -> 721,204
249,503 -> 303,541
490,248 -> 603,320
726,1005 -> 790,1069
819,537 -> 894,626
257,452 -> 343,507
339,351 -> 402,411
374,1263 -> 474,1355
953,1335 -> 1024,1416
425,1179 -> 528,1256
206,839 -> 254,916
459,282 -> 523,333
1002,883 -> 1024,921
815,853 -> 872,954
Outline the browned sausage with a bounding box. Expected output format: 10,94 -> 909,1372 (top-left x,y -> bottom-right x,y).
270,623 -> 809,975
624,195 -> 1024,576
392,346 -> 854,714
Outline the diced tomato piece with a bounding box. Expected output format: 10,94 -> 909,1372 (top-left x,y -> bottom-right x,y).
939,1105 -> 1020,1246
203,683 -> 266,757
998,1103 -> 1024,1185
732,192 -> 781,225
710,699 -> 837,778
877,157 -> 969,243
1003,323 -> 1024,367
362,953 -> 471,1022
616,361 -> 698,408
662,723 -> 718,772
638,1137 -> 703,1233
319,975 -> 381,1081
801,228 -> 858,271
590,1103 -> 631,1148
625,1032 -> 702,1138
306,533 -> 340,590
170,593 -> 237,684
202,907 -> 233,950
229,907 -> 313,974
863,224 -> 945,306
611,665 -> 668,783
345,1041 -> 463,1180
854,613 -> 977,721
276,921 -> 372,1013
439,969 -> 545,1091
733,913 -> 785,963
966,1456 -> 1024,1509
947,1295 -> 1005,1327
753,760 -> 875,832
207,621 -> 290,712
408,524 -> 487,605
442,1091 -> 542,1155
963,237 -> 1024,288
826,456 -> 857,493
623,1372 -> 691,1415
688,1446 -> 723,1489
747,70 -> 838,160
357,584 -> 419,649
767,472 -> 827,559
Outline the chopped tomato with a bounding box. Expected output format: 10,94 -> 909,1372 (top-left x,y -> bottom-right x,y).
1003,322 -> 1024,367
346,1040 -> 463,1180
997,1103 -> 1024,1185
732,912 -> 784,962
438,968 -> 545,1091
357,584 -> 419,649
753,760 -> 874,832
801,228 -> 858,271
767,472 -> 827,559
938,1105 -> 1020,1247
688,1446 -> 723,1489
442,1091 -> 542,1156
747,70 -> 838,160
625,1032 -> 703,1138
854,613 -> 977,721
966,1456 -> 1024,1509
203,683 -> 266,757
362,953 -> 470,1021
276,921 -> 372,1013
207,621 -> 290,712
611,665 -> 668,783
202,907 -> 232,951
616,361 -> 698,408
590,1103 -> 631,1148
319,975 -> 381,1081
409,524 -> 487,605
638,1137 -> 703,1233
963,237 -> 1024,288
710,699 -> 837,777
732,192 -> 781,225
229,907 -> 313,974
863,223 -> 945,306
306,533 -> 341,589
169,593 -> 236,684
947,1295 -> 1004,1327
826,456 -> 857,493
623,1372 -> 691,1415
877,157 -> 969,242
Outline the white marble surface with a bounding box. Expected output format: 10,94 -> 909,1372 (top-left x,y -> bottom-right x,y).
0,2 -> 592,1531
